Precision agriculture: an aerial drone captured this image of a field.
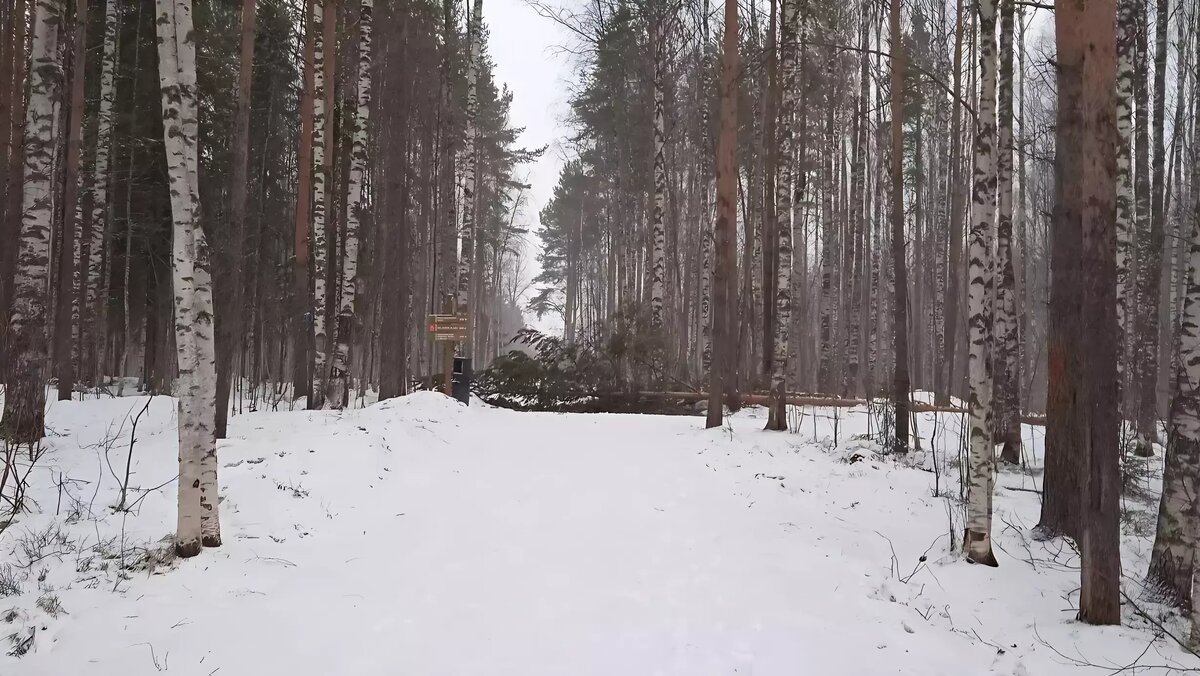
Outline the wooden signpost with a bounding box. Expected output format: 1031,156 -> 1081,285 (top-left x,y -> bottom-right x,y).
428,296 -> 468,395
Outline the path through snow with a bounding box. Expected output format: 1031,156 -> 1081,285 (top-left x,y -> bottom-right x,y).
2,392 -> 1192,674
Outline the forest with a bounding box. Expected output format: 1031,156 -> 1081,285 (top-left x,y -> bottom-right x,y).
0,0 -> 1199,670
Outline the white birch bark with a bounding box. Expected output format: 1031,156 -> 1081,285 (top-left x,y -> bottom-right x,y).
324,0 -> 372,410
1115,0 -> 1135,389
458,0 -> 482,317
649,11 -> 666,330
0,0 -> 63,443
310,0 -> 330,407
1148,99 -> 1200,612
995,0 -> 1020,461
698,0 -> 712,372
766,0 -> 796,431
156,0 -> 219,555
964,0 -> 998,566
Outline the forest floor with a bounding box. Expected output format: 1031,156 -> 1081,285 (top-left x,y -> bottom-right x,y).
0,388 -> 1193,675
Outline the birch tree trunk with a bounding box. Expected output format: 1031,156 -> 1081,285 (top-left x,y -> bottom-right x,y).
1185,193 -> 1200,646
458,0 -> 482,356
649,7 -> 666,331
1148,223 -> 1200,607
765,0 -> 795,431
995,0 -> 1021,464
964,0 -> 998,566
1146,123 -> 1200,614
1,0 -> 64,444
310,0 -> 331,408
698,0 -> 712,372
324,0 -> 371,410
155,0 -> 220,554
1116,0 -> 1135,399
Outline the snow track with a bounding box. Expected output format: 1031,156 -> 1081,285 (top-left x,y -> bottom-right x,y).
2,392 -> 1191,674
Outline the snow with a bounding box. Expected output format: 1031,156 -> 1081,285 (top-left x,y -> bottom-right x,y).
0,390 -> 1194,674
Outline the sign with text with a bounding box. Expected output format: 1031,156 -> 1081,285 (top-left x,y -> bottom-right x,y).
427,313 -> 468,341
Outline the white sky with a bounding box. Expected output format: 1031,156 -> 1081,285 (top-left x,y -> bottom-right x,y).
486,0 -> 574,333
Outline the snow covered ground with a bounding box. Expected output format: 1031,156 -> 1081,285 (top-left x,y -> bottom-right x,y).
0,390 -> 1194,674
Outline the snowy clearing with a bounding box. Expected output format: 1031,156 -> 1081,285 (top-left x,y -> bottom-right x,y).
0,391 -> 1192,675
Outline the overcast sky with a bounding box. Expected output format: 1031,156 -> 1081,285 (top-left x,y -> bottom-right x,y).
485,0 -> 575,332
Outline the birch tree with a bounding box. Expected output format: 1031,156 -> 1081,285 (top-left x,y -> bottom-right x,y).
0,0 -> 64,444
155,0 -> 221,554
995,0 -> 1020,464
458,0 -> 482,347
310,0 -> 331,408
1115,0 -> 1135,393
649,4 -> 666,330
325,0 -> 372,409
964,0 -> 998,566
765,0 -> 795,432
1147,141 -> 1200,612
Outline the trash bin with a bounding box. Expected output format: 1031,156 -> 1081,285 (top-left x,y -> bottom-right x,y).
452,357 -> 472,405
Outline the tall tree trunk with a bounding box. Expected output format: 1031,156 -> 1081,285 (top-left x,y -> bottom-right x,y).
698,0 -> 713,374
1146,77 -> 1200,612
55,0 -> 87,402
649,7 -> 666,331
1042,0 -> 1086,541
155,0 -> 220,555
1116,0 -> 1135,404
1,0 -> 64,444
1059,0 -> 1120,624
995,0 -> 1020,464
761,0 -> 776,380
0,0 -> 27,371
292,0 -> 316,401
964,0 -> 997,566
216,0 -> 257,436
706,0 -> 737,429
324,0 -> 371,410
766,0 -> 795,431
940,0 -> 966,406
458,0 -> 481,360
889,0 -> 909,454
1131,0 -> 1157,456
310,0 -> 334,408
1140,0 -> 1168,455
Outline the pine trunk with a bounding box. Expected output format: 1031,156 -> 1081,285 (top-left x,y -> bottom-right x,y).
216,0 -> 257,435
